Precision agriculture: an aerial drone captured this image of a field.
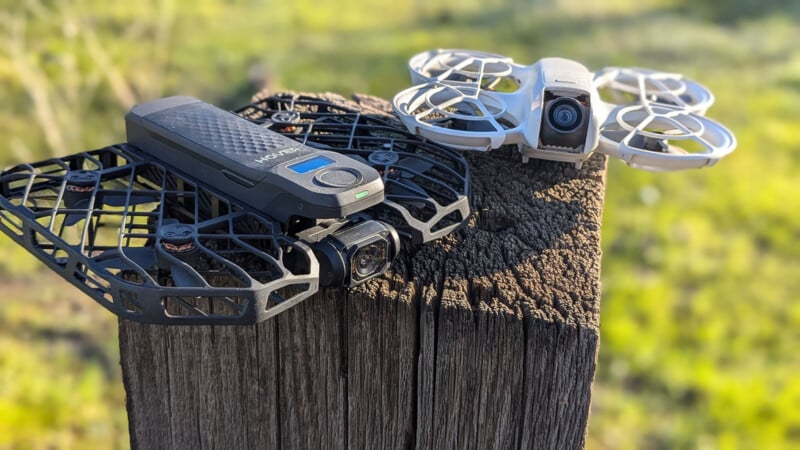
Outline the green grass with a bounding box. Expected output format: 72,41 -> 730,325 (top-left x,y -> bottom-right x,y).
0,274 -> 127,448
0,0 -> 798,448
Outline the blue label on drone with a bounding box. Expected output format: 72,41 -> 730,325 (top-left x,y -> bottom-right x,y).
288,155 -> 335,174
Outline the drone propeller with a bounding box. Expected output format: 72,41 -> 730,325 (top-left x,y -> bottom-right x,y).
361,150 -> 434,199
395,156 -> 435,175
95,247 -> 157,272
594,67 -> 715,115
596,103 -> 736,171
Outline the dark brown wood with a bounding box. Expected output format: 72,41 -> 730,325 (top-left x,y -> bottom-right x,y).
119,92 -> 605,450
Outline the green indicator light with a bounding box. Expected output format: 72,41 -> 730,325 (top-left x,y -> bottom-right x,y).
355,190 -> 369,200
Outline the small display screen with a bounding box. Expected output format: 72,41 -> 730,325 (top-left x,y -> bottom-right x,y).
287,155 -> 334,174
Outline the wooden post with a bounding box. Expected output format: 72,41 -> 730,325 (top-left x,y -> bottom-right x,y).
119,92 -> 605,449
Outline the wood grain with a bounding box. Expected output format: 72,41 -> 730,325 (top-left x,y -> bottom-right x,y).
119,92 -> 605,449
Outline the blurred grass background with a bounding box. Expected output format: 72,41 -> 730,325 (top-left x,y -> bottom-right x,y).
0,0 -> 798,448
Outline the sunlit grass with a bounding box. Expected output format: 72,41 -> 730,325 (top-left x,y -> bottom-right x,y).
0,269 -> 128,448
0,0 -> 798,448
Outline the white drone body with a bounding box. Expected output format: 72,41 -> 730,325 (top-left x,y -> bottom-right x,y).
393,49 -> 736,171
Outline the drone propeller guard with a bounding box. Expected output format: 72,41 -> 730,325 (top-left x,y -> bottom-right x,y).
0,145 -> 318,325
593,67 -> 735,170
407,48 -> 516,86
393,82 -> 522,151
595,103 -> 736,170
594,66 -> 715,115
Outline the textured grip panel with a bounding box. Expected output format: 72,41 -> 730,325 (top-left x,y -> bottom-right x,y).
144,101 -> 315,170
127,97 -> 385,221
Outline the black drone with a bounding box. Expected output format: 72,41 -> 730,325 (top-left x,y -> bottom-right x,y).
0,96 -> 470,325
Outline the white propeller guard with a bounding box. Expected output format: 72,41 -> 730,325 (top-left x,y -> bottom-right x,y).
596,104 -> 736,171
407,48 -> 515,85
594,67 -> 715,115
393,81 -> 521,151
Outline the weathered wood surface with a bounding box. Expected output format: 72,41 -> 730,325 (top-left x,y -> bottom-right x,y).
119,92 -> 606,450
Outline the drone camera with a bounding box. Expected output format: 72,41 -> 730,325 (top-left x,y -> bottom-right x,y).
313,220 -> 400,287
539,89 -> 591,151
528,57 -> 597,157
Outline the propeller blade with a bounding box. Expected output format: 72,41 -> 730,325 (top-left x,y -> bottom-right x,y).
169,263 -> 207,288
62,198 -> 92,226
388,177 -> 429,198
95,247 -> 157,270
99,191 -> 158,207
63,213 -> 87,226
396,157 -> 434,175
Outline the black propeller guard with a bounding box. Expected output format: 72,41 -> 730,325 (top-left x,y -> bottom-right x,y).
0,145 -> 318,325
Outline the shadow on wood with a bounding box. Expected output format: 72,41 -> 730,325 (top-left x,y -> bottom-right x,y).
119,92 -> 606,450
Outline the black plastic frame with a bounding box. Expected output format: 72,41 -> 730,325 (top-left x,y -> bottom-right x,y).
0,144 -> 318,325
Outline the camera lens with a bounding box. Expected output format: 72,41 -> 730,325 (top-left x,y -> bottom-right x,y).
313,220 -> 399,287
352,240 -> 388,279
547,98 -> 584,133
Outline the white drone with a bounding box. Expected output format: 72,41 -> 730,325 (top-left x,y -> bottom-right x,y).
392,49 -> 736,171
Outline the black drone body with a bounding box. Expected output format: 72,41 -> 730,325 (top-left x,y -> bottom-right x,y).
0,95 -> 471,325
128,96 -> 385,223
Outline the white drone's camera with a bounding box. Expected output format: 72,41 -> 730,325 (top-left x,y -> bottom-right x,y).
523,58 -> 601,164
